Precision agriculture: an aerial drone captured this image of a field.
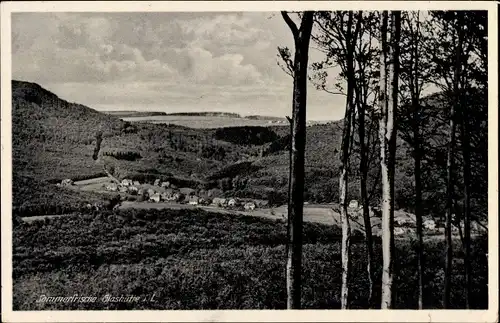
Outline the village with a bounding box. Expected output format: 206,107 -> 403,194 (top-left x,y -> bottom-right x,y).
101,177 -> 270,211
56,176 -> 487,239
57,176 -> 458,237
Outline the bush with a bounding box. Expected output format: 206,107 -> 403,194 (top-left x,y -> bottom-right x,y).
103,151 -> 142,161
214,126 -> 279,146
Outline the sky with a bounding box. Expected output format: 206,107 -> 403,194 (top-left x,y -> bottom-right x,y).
12,12 -> 346,121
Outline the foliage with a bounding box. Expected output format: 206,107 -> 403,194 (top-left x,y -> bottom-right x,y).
13,209 -> 487,310
103,151 -> 142,161
213,126 -> 279,146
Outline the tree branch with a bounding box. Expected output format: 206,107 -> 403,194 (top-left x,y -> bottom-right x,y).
282,11 -> 299,40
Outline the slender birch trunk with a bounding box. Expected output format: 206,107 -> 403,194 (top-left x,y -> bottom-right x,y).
339,11 -> 359,309
379,10 -> 400,309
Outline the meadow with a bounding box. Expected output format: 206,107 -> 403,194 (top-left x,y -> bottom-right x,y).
121,115 -> 290,128
13,209 -> 488,310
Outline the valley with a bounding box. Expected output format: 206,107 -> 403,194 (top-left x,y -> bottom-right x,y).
10,80 -> 488,310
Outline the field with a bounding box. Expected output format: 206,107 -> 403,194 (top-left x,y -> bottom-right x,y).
121,115 -> 332,129
121,115 -> 290,128
12,208 -> 488,310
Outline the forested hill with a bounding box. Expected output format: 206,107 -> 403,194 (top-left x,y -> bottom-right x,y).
12,80 -> 123,144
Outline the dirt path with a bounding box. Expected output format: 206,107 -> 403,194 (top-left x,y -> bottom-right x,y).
21,214 -> 77,223
20,201 -> 485,241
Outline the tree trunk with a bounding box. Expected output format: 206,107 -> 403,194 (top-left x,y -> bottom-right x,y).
357,75 -> 375,309
444,16 -> 463,309
412,13 -> 424,310
379,10 -> 400,309
378,11 -> 389,307
339,84 -> 354,310
282,11 -> 314,310
351,11 -> 375,308
460,93 -> 472,309
339,11 -> 358,310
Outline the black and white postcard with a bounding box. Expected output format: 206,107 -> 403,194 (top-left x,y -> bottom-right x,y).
1,1 -> 497,322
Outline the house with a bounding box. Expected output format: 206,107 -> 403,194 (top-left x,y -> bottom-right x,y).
61,178 -> 74,186
189,196 -> 199,205
348,200 -> 359,209
138,188 -> 145,196
160,192 -> 169,200
396,217 -> 412,226
118,185 -> 128,193
254,200 -> 269,208
154,179 -> 161,186
164,190 -> 178,201
149,193 -> 161,203
211,198 -> 227,207
128,186 -> 139,195
228,198 -> 239,207
106,183 -> 118,191
173,192 -> 185,202
160,181 -> 170,188
244,202 -> 256,211
423,219 -> 436,230
133,181 -> 140,186
121,179 -> 133,186
199,197 -> 211,206
394,227 -> 406,236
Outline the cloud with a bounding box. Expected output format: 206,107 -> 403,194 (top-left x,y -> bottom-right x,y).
171,46 -> 263,85
11,12 -> 344,120
12,13 -> 269,86
178,14 -> 273,48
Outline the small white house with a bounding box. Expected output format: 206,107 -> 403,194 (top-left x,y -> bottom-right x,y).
228,198 -> 239,207
106,183 -> 118,191
211,197 -> 227,207
189,196 -> 199,205
423,219 -> 436,230
154,179 -> 161,186
118,185 -> 128,193
128,186 -> 139,194
244,202 -> 256,211
133,181 -> 140,186
147,188 -> 156,196
160,181 -> 170,188
61,179 -> 74,186
394,227 -> 406,236
121,179 -> 133,186
149,193 -> 161,203
348,200 -> 359,209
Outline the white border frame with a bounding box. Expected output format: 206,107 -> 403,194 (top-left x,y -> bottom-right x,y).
1,2 -> 498,322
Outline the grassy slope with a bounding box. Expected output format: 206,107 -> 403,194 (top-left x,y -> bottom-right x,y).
13,209 -> 488,310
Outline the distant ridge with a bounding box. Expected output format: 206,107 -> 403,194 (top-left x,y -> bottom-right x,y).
104,110 -> 289,121
165,112 -> 241,118
101,110 -> 167,117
